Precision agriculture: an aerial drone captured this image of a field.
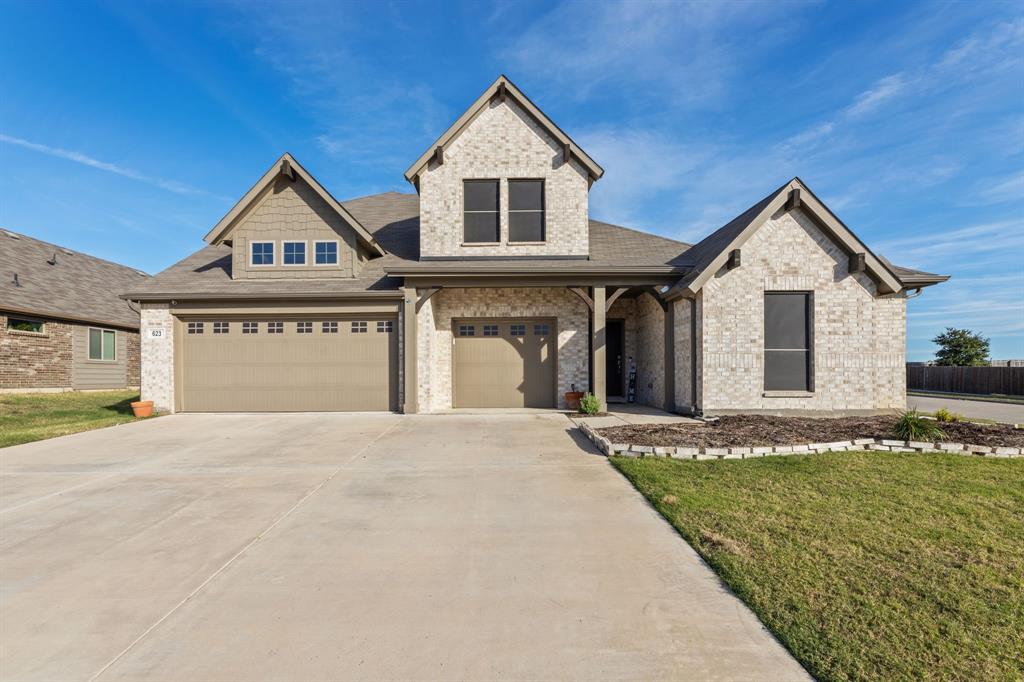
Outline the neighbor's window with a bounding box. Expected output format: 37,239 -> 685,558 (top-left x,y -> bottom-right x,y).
297,321 -> 312,334
764,292 -> 812,391
267,321 -> 283,334
322,321 -> 338,333
376,320 -> 393,333
508,180 -> 545,242
187,321 -> 204,335
351,321 -> 367,333
458,324 -> 475,337
483,324 -> 499,337
88,328 -> 116,361
315,241 -> 338,265
533,323 -> 550,336
213,321 -> 230,334
510,323 -> 525,337
6,317 -> 44,333
251,241 -> 274,266
463,180 -> 499,243
283,241 -> 306,265
242,321 -> 258,334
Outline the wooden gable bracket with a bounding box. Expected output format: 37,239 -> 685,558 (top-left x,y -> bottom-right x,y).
497,80 -> 507,103
605,286 -> 627,312
280,158 -> 296,182
562,143 -> 572,165
567,286 -> 594,312
642,287 -> 669,311
433,146 -> 444,166
415,287 -> 441,313
785,187 -> 801,211
849,252 -> 867,274
726,249 -> 741,270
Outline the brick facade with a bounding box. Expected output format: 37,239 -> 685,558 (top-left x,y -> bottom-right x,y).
0,313 -> 73,389
695,208 -> 906,414
418,98 -> 590,258
417,287 -> 590,411
140,304 -> 175,412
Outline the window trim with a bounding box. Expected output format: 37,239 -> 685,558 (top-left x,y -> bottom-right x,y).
6,315 -> 46,335
507,178 -> 546,243
282,240 -> 308,267
87,326 -> 117,363
462,179 -> 501,244
763,291 -> 814,393
313,240 -> 340,266
249,240 -> 275,267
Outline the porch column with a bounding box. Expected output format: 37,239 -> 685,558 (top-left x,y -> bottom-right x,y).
402,287 -> 418,414
664,301 -> 676,413
592,285 -> 606,407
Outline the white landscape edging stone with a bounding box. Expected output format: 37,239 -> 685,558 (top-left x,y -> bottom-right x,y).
574,421 -> 1023,460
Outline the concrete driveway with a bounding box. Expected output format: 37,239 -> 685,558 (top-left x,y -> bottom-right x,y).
1,413 -> 807,681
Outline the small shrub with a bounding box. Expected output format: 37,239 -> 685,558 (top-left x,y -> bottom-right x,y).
579,392 -> 601,415
892,410 -> 945,442
934,407 -> 962,423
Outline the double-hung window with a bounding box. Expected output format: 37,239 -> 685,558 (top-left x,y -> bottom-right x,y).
315,241 -> 338,265
283,241 -> 306,265
251,241 -> 274,266
764,292 -> 812,391
463,180 -> 499,243
508,180 -> 545,242
88,328 -> 116,361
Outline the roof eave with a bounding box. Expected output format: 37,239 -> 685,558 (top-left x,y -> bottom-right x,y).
1,303 -> 140,330
120,290 -> 404,302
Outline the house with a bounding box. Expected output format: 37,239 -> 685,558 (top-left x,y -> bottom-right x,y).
1,230 -> 149,392
123,75 -> 947,415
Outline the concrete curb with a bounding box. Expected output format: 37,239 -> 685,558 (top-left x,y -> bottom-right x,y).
575,421 -> 1023,460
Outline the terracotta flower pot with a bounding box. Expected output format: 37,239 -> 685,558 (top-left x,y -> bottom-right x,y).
564,391 -> 584,411
130,400 -> 154,418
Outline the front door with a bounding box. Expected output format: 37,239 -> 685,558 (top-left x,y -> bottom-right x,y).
606,319 -> 624,397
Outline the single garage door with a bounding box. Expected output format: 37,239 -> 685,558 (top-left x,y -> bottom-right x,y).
178,317 -> 398,412
453,318 -> 556,408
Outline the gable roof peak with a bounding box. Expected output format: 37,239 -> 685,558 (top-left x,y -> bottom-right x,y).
404,75 -> 604,186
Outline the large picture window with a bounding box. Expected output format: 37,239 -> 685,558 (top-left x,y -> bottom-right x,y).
764,292 -> 811,391
463,180 -> 499,243
88,328 -> 116,361
508,179 -> 545,242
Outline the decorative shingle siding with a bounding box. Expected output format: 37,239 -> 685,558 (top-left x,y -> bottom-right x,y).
698,208 -> 906,413
0,313 -> 73,389
418,98 -> 590,258
140,304 -> 175,412
231,176 -> 359,280
417,287 -> 589,411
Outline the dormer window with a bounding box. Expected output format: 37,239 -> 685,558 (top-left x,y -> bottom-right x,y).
283,241 -> 306,265
251,241 -> 274,266
464,180 -> 499,243
509,180 -> 545,242
315,241 -> 338,265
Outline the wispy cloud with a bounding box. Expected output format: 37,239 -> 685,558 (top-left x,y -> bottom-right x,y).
0,133 -> 213,197
845,74 -> 907,117
976,171 -> 1024,205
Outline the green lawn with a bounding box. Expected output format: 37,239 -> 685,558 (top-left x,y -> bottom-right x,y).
611,452 -> 1024,681
0,390 -> 149,448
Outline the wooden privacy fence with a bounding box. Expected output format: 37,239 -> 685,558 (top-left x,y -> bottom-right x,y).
907,365 -> 1024,397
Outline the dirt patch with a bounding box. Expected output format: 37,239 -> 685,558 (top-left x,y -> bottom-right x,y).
597,415 -> 1024,448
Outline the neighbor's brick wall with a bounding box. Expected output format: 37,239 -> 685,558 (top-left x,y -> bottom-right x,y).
140,303 -> 175,412
418,98 -> 591,258
699,208 -> 906,413
0,313 -> 73,389
418,287 -> 590,411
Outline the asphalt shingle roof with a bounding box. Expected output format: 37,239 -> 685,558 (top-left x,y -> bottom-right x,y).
1,229 -> 149,328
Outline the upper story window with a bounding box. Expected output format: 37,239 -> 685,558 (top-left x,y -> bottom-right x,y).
283,241 -> 306,265
463,180 -> 499,243
88,328 -> 116,361
315,241 -> 338,265
251,241 -> 274,266
508,180 -> 545,242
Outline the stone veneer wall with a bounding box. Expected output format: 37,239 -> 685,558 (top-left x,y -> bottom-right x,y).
0,313 -> 73,389
417,98 -> 590,258
417,287 -> 589,411
699,208 -> 906,413
140,303 -> 175,413
672,296 -> 698,411
635,293 -> 666,409
126,330 -> 141,388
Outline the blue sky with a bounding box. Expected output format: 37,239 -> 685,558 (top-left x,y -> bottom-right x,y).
1,0 -> 1021,360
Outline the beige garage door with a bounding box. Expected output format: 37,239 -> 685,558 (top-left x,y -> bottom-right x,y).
453,319 -> 556,408
178,317 -> 398,412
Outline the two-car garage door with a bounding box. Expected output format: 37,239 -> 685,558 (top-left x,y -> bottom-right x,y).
178,316 -> 398,412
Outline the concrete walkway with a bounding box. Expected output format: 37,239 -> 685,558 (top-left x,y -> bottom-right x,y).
1,413 -> 806,681
575,402 -> 703,429
908,394 -> 1024,424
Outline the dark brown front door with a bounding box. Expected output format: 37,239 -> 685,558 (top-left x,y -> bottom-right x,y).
606,319 -> 624,397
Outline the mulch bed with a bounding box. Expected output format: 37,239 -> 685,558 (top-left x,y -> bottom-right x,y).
596,415 -> 1024,448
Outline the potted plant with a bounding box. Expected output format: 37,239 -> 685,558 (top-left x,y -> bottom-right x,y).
564,383 -> 584,410
130,400 -> 154,418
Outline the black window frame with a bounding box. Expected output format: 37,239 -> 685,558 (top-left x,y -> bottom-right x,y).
763,292 -> 813,392
508,179 -> 546,243
463,179 -> 500,244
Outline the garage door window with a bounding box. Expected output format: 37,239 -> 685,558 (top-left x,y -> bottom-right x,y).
458,324 -> 475,337
534,323 -> 550,336
297,321 -> 313,334
213,322 -> 229,334
242,321 -> 258,334
483,324 -> 499,337
322,321 -> 338,333
376,320 -> 393,333
88,328 -> 116,361
510,324 -> 525,337
267,322 -> 283,334
187,322 -> 204,334
352,321 -> 367,333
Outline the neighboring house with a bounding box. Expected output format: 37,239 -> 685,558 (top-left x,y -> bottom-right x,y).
1,230 -> 149,392
124,76 -> 948,415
